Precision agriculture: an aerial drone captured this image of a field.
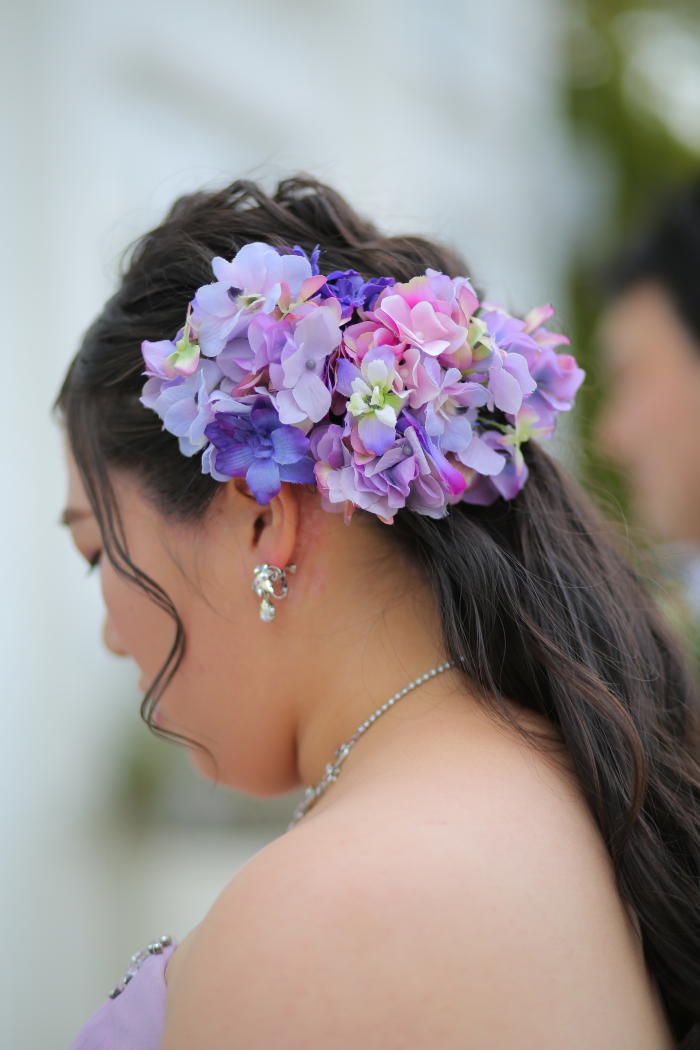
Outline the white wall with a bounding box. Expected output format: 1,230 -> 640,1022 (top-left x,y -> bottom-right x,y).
0,0 -> 583,1046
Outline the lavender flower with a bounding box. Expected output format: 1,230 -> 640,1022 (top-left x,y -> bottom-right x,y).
204,397 -> 315,505
315,421 -> 464,522
274,305 -> 341,424
418,358 -> 488,453
192,242 -> 313,357
143,360 -> 234,456
337,347 -> 407,456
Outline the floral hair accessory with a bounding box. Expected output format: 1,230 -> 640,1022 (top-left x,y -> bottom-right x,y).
140,242 -> 584,523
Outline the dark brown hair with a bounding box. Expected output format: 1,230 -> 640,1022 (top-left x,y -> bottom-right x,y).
608,181 -> 700,347
59,177 -> 700,1046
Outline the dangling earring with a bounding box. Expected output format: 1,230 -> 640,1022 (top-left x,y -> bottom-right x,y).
252,564 -> 296,622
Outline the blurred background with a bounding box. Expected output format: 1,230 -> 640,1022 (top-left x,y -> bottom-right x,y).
3,0 -> 700,1045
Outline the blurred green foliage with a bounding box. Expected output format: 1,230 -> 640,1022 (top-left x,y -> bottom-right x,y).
565,0 -> 700,512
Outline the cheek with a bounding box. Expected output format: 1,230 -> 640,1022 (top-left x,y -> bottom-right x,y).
100,559 -> 175,677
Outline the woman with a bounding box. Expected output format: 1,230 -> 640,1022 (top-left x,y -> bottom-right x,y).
601,182 -> 700,547
61,177 -> 698,1048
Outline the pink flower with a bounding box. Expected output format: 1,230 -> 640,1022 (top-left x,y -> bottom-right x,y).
373,275 -> 468,358
522,303 -> 555,334
342,319 -> 405,362
425,269 -> 479,323
529,349 -> 585,411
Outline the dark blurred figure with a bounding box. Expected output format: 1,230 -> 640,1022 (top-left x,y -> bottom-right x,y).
601,184 -> 700,545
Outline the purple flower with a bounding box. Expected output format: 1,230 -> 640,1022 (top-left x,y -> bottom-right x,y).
144,360 -> 236,456
460,458 -> 528,505
216,338 -> 256,384
396,414 -> 467,499
337,347 -> 407,456
529,348 -> 585,411
485,349 -> 537,415
455,429 -> 506,476
418,358 -> 488,453
315,426 -> 433,521
138,250 -> 584,518
273,305 -> 342,424
310,423 -> 347,469
284,244 -> 322,276
192,242 -> 313,357
204,397 -> 315,505
482,308 -> 540,367
318,270 -> 395,319
316,421 -> 464,522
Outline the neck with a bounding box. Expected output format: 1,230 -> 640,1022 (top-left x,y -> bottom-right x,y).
293,589 -> 450,788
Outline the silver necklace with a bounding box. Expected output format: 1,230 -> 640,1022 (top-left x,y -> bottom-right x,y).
288,661 -> 452,829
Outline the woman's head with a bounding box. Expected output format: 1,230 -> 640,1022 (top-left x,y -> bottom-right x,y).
61,177 -> 700,1040
601,183 -> 700,543
59,175 -> 580,785
59,178 -> 482,790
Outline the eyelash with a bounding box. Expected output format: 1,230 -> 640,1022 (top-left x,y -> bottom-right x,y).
87,551 -> 102,574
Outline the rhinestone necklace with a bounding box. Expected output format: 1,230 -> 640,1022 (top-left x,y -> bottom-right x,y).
288,661 -> 452,829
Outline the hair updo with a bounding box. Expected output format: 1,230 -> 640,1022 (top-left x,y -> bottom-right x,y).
60,176 -> 700,1045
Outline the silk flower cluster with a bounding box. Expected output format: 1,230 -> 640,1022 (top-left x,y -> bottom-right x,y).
140,242 -> 584,523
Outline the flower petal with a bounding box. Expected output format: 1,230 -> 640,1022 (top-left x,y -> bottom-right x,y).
489,366 -> 523,414
503,352 -> 537,396
336,358 -> 363,396
270,425 -> 311,464
295,305 -> 342,358
275,389 -> 309,425
195,282 -> 238,318
214,443 -> 255,477
358,414 -> 396,456
246,458 -> 281,505
291,372 -> 332,423
140,377 -> 164,410
278,457 -> 317,485
217,338 -> 254,380
457,433 -> 506,475
142,339 -> 175,378
250,398 -> 281,434
439,414 -> 473,453
492,460 -> 528,499
163,397 -> 198,437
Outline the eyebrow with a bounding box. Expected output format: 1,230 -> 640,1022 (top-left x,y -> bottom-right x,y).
60,508 -> 94,526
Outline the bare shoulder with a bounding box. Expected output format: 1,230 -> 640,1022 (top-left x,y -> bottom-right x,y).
162,723 -> 672,1050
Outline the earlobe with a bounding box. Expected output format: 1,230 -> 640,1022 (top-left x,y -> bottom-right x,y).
253,482 -> 299,570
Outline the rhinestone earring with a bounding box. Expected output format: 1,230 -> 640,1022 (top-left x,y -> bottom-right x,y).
252,563 -> 296,622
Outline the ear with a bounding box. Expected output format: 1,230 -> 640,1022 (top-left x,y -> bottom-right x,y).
251,481 -> 299,570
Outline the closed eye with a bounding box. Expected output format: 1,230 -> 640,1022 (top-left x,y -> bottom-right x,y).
87,550 -> 102,574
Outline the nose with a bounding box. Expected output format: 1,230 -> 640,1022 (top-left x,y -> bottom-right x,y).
103,614 -> 129,657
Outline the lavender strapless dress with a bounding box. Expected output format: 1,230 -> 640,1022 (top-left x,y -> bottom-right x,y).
67,937 -> 177,1050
